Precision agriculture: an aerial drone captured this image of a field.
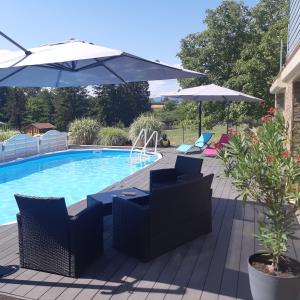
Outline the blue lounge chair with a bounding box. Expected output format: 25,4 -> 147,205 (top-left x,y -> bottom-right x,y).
176,132 -> 213,154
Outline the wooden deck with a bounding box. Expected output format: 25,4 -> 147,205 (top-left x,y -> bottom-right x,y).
0,148 -> 300,300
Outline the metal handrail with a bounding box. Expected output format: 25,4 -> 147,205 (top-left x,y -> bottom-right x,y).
130,129 -> 158,163
142,131 -> 158,154
130,128 -> 147,156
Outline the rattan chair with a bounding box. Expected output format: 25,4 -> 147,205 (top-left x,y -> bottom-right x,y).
150,155 -> 203,190
15,194 -> 103,277
113,174 -> 214,262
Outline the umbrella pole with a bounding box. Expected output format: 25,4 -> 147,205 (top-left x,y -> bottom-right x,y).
198,102 -> 202,137
226,100 -> 231,134
0,31 -> 31,55
223,97 -> 230,134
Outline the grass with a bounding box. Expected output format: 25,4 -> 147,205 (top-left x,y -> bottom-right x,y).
164,125 -> 238,146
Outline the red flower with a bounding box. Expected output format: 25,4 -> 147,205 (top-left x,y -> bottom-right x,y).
261,115 -> 272,122
295,154 -> 300,163
267,107 -> 278,115
282,150 -> 290,158
228,128 -> 234,134
252,137 -> 258,145
266,155 -> 275,163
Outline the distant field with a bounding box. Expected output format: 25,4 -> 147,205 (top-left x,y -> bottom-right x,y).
164,125 -> 237,146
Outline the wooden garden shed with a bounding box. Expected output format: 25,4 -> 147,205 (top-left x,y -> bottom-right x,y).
23,123 -> 56,136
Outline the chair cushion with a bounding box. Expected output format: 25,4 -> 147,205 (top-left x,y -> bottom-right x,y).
176,144 -> 192,153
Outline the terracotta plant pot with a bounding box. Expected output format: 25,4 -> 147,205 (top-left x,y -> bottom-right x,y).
248,253 -> 300,300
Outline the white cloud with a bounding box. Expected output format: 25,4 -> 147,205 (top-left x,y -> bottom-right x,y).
148,79 -> 180,98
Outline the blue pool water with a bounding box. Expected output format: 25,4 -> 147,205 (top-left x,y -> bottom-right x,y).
0,149 -> 159,225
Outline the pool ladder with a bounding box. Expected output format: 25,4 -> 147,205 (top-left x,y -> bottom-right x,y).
130,128 -> 158,163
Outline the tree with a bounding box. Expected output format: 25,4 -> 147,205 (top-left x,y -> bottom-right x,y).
4,88 -> 27,129
93,82 -> 150,127
228,0 -> 288,114
178,0 -> 250,88
52,87 -> 90,130
0,87 -> 10,123
177,0 -> 289,122
24,90 -> 55,125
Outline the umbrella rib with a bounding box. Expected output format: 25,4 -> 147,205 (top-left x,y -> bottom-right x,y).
75,57 -> 116,72
122,53 -> 207,75
101,63 -> 127,83
0,31 -> 31,56
0,66 -> 27,83
75,58 -> 126,83
35,63 -> 72,72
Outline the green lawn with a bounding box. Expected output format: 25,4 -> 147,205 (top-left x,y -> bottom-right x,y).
164,125 -> 233,146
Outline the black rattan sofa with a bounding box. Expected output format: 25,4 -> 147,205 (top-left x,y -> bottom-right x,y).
15,194 -> 103,277
113,174 -> 214,262
150,155 -> 203,190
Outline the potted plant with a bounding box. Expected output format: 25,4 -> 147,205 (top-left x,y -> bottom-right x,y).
159,133 -> 170,147
218,108 -> 300,300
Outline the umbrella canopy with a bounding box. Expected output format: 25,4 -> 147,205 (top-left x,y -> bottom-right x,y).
162,84 -> 262,102
161,84 -> 263,136
0,38 -> 205,87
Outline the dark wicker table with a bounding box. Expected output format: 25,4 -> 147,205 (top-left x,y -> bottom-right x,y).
87,187 -> 149,216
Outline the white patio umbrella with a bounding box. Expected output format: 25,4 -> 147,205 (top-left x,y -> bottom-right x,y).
0,32 -> 206,87
162,84 -> 263,136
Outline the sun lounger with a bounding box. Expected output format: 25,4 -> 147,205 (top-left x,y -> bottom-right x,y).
176,132 -> 213,154
202,133 -> 230,157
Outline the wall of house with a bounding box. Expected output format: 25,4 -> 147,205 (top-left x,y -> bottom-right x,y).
292,82 -> 300,152
272,1 -> 300,154
275,81 -> 300,153
288,0 -> 300,56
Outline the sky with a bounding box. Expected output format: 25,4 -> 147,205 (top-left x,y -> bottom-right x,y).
1,0 -> 258,97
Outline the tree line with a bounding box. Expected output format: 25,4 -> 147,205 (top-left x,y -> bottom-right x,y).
178,0 -> 288,124
0,0 -> 288,131
0,82 -> 151,130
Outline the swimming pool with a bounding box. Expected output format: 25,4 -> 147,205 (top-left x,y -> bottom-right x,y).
0,149 -> 160,225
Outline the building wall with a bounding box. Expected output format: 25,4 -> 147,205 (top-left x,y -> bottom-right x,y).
272,1 -> 300,154
288,0 -> 300,56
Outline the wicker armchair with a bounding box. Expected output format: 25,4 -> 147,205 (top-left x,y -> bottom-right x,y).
150,155 -> 203,190
113,174 -> 214,262
15,194 -> 103,277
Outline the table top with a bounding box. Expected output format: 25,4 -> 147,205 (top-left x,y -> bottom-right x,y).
87,187 -> 149,204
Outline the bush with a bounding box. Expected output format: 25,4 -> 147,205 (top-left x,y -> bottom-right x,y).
0,129 -> 19,142
218,109 -> 300,272
69,118 -> 100,145
98,127 -> 129,146
129,114 -> 162,147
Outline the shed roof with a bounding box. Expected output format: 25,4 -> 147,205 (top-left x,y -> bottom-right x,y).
24,123 -> 56,130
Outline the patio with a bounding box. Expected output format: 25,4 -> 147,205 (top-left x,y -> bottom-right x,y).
0,148 -> 299,300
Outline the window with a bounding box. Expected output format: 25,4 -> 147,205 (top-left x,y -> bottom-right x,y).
276,93 -> 285,111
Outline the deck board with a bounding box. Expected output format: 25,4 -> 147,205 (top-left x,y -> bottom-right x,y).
1,148 -> 300,300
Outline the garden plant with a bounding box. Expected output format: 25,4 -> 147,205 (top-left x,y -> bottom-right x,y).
219,108 -> 300,275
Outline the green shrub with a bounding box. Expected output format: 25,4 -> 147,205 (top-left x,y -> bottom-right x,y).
98,127 -> 129,146
219,109 -> 300,271
69,118 -> 100,145
129,114 -> 162,147
0,129 -> 19,142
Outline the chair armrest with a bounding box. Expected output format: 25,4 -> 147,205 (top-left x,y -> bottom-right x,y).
69,202 -> 103,273
113,196 -> 150,259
